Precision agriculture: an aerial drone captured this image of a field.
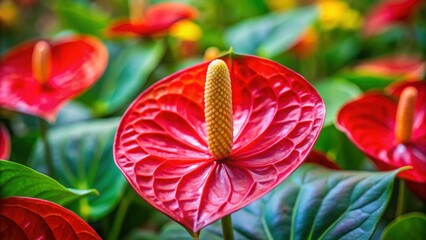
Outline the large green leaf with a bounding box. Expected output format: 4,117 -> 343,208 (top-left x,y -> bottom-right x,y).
159,164 -> 402,239
225,6 -> 318,57
0,160 -> 97,206
257,7 -> 318,58
53,101 -> 94,128
381,213 -> 426,240
314,79 -> 362,127
54,0 -> 110,36
30,118 -> 126,221
91,40 -> 165,115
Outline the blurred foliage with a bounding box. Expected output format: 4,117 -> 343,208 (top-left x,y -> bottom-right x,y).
1,0 -> 425,239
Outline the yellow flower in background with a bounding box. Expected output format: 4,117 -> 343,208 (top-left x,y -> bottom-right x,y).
169,20 -> 202,42
0,0 -> 18,27
318,0 -> 362,30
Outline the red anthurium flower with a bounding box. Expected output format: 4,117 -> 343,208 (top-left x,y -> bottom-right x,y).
114,53 -> 325,232
353,55 -> 425,81
107,0 -> 198,37
337,81 -> 426,183
0,35 -> 108,122
0,197 -> 101,239
0,124 -> 10,159
363,0 -> 423,37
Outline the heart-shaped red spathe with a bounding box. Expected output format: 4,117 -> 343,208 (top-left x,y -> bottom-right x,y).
114,53 -> 325,232
0,197 -> 101,239
0,35 -> 108,122
337,81 -> 426,183
108,2 -> 198,37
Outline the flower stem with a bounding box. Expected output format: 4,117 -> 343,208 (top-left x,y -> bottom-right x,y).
107,190 -> 133,240
39,119 -> 56,179
192,235 -> 199,240
221,214 -> 234,240
395,179 -> 406,218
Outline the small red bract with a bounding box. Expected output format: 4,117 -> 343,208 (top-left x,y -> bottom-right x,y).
114,53 -> 325,232
0,197 -> 101,239
337,81 -> 426,183
305,150 -> 340,170
0,124 -> 10,159
363,0 -> 422,37
0,35 -> 108,122
107,2 -> 198,37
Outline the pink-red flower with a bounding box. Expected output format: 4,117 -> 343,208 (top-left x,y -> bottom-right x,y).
353,55 -> 425,81
114,53 -> 325,232
337,81 -> 426,183
107,2 -> 198,37
363,0 -> 423,37
0,35 -> 108,122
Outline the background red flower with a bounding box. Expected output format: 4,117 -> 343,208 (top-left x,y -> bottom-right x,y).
337,81 -> 426,183
0,35 -> 108,122
107,2 -> 198,37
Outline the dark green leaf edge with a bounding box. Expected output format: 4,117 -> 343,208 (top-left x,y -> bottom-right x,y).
381,212 -> 426,240
0,160 -> 98,206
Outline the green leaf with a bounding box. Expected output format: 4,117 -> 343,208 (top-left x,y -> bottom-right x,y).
336,72 -> 397,91
53,101 -> 94,128
225,6 -> 318,57
54,0 -> 110,36
30,118 -> 126,221
322,37 -> 361,74
314,79 -> 362,127
158,222 -> 223,240
226,164 -> 403,239
91,40 -> 165,115
258,7 -> 318,58
0,160 -> 97,206
381,213 -> 426,240
159,164 -> 402,239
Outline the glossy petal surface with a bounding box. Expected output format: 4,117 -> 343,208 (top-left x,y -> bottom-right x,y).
114,53 -> 325,232
0,35 -> 108,122
108,2 -> 198,37
0,124 -> 10,159
0,197 -> 101,239
337,81 -> 426,182
363,0 -> 422,37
